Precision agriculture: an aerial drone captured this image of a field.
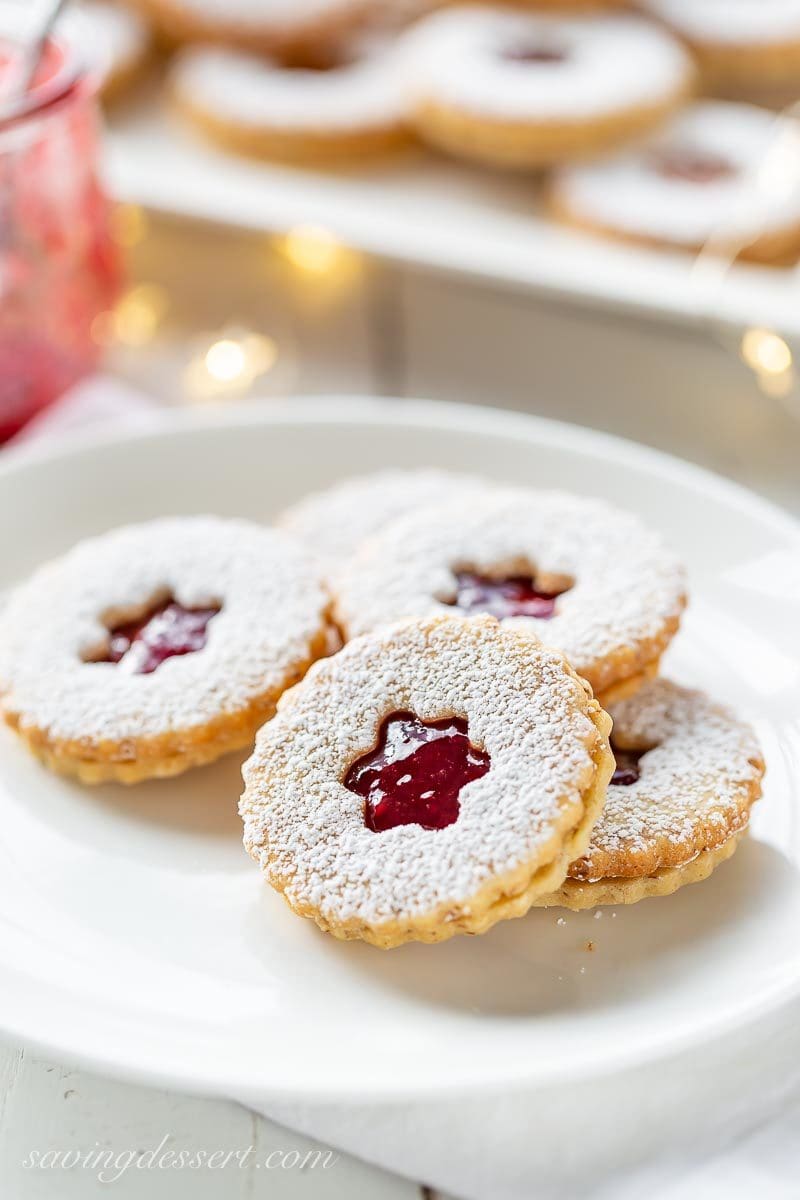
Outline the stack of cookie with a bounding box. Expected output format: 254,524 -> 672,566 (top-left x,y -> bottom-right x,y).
259,470 -> 764,943
0,473 -> 765,949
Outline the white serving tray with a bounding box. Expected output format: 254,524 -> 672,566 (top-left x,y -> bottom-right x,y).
106,86 -> 800,337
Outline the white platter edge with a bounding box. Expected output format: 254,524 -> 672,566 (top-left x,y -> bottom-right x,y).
105,97 -> 800,340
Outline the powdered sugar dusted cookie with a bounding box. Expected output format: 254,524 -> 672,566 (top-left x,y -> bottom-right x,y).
276,468 -> 492,569
170,37 -> 410,162
240,614 -> 613,947
641,0 -> 800,97
536,678 -> 765,908
333,489 -> 687,706
131,0 -> 378,60
518,0 -> 629,7
0,517 -> 332,783
406,7 -> 694,168
550,101 -> 800,264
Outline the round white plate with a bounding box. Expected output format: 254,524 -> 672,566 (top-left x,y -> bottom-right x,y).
0,398 -> 798,1104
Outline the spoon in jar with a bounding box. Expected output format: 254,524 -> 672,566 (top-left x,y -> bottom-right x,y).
1,0 -> 73,107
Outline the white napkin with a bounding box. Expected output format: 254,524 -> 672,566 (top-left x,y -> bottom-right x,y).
255,999 -> 800,1200
12,378 -> 800,1200
9,374 -> 162,446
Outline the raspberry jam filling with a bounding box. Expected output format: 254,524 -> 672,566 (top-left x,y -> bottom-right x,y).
345,710 -> 491,833
504,44 -> 567,63
610,744 -> 645,786
101,599 -> 220,675
447,570 -> 568,620
651,148 -> 736,184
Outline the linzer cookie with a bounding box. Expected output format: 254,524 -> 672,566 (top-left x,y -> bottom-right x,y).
549,102 -> 800,264
516,0 -> 629,8
240,614 -> 614,947
406,7 -> 694,169
130,0 -> 378,60
169,34 -> 412,162
0,517 -> 332,783
641,0 -> 800,98
276,468 -> 491,569
333,489 -> 687,707
536,678 -> 765,908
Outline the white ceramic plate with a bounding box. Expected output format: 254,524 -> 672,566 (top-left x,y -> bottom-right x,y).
1,398 -> 799,1104
106,88 -> 800,335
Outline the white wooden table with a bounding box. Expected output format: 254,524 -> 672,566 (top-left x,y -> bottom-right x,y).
2,215 -> 799,1199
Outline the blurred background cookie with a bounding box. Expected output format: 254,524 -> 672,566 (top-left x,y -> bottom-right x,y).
549,101 -> 800,264
406,7 -> 694,169
129,0 -> 384,63
641,0 -> 800,102
169,35 -> 412,162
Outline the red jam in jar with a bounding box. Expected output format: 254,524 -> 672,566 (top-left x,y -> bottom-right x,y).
0,30 -> 121,441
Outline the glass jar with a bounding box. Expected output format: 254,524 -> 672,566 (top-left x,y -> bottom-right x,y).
0,22 -> 121,441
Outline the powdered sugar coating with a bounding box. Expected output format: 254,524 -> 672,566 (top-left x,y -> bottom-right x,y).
277,469 -> 492,568
405,8 -> 692,121
571,678 -> 765,881
642,0 -> 800,46
333,489 -> 687,694
145,0 -> 370,34
240,614 -> 605,929
0,517 -> 329,744
552,102 -> 800,246
170,38 -> 409,133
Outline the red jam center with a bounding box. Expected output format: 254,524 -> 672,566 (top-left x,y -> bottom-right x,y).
101,599 -> 220,675
344,711 -> 491,833
447,570 -> 567,620
651,148 -> 736,185
504,44 -> 567,64
610,744 -> 645,786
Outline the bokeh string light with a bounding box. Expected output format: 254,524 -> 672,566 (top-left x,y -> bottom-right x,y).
90,207 -> 365,401
279,224 -> 346,275
109,203 -> 149,251
275,223 -> 363,304
91,283 -> 169,349
183,330 -> 279,401
691,103 -> 800,414
740,328 -> 795,398
91,112 -> 800,418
